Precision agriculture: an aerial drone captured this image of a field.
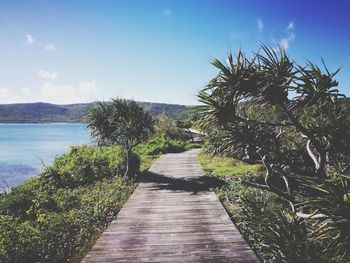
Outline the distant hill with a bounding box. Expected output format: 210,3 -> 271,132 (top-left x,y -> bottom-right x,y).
0,102 -> 201,123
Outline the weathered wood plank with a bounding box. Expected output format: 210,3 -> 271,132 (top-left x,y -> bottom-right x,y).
82,149 -> 258,262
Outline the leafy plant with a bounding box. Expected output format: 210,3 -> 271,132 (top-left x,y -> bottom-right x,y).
86,98 -> 154,176
197,44 -> 350,262
0,145 -> 137,262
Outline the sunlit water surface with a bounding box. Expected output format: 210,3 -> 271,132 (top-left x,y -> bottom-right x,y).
0,123 -> 91,188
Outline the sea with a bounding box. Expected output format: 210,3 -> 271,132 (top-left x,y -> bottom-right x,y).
0,123 -> 91,188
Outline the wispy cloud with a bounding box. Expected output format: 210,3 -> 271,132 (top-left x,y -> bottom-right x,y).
0,81 -> 97,104
0,88 -> 10,101
78,80 -> 97,93
257,19 -> 264,33
0,87 -> 29,104
38,80 -> 97,104
163,8 -> 172,18
38,70 -> 58,80
45,43 -> 56,51
278,21 -> 295,50
25,34 -> 36,45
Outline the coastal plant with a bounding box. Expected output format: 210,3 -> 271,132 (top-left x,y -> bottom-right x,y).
39,145 -> 139,188
197,44 -> 350,261
198,44 -> 349,206
154,113 -> 188,140
86,98 -> 154,176
134,136 -> 188,156
0,135 -> 197,262
0,145 -> 137,262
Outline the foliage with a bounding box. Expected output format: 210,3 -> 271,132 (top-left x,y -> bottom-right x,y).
0,132 -> 200,262
0,102 -> 203,123
40,145 -> 140,188
154,113 -> 187,140
198,153 -> 261,178
86,98 -> 154,176
297,166 -> 350,262
135,136 -> 188,156
198,45 -> 348,178
199,153 -> 325,262
0,145 -> 137,262
87,99 -> 154,148
198,45 -> 350,262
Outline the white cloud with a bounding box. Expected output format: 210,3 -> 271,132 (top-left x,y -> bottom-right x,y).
0,88 -> 10,101
0,87 -> 27,103
163,8 -> 172,18
257,19 -> 264,32
38,80 -> 98,104
79,80 -> 97,93
25,34 -> 36,45
45,43 -> 56,51
277,21 -> 295,50
0,80 -> 98,104
20,88 -> 31,96
38,70 -> 58,80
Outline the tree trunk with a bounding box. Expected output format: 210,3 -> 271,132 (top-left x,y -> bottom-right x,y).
188,128 -> 194,143
279,103 -> 328,179
124,140 -> 131,177
306,139 -> 327,180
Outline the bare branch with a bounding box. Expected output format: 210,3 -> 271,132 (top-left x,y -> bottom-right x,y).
276,128 -> 285,140
306,139 -> 320,170
242,180 -> 295,204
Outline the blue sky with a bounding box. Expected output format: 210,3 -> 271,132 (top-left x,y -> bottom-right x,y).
0,0 -> 349,105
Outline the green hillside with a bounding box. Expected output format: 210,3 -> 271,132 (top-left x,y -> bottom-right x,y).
0,102 -> 200,123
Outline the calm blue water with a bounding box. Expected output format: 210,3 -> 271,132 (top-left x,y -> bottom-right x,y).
0,123 -> 91,188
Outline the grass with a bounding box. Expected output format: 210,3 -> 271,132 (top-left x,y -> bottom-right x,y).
198,152 -> 262,202
198,153 -> 261,178
199,152 -> 318,262
198,152 -> 272,261
138,154 -> 160,174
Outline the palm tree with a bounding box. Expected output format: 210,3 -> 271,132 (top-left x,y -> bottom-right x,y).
198,44 -> 344,181
86,98 -> 154,176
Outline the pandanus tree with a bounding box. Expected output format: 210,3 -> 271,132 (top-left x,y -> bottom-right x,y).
198,44 -> 349,207
86,98 -> 154,177
199,45 -> 350,261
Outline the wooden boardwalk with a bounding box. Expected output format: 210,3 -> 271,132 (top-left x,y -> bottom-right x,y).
82,149 -> 258,262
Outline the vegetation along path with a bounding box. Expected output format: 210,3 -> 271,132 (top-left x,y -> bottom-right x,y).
82,149 -> 258,262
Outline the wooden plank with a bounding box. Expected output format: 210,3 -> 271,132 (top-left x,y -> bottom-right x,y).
82,149 -> 258,262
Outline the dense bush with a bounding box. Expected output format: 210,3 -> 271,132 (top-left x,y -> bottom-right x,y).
154,113 -> 188,140
199,153 -> 326,262
40,145 -> 139,188
0,135 -> 199,262
135,136 -> 189,156
86,99 -> 154,176
0,145 -> 137,262
198,45 -> 350,262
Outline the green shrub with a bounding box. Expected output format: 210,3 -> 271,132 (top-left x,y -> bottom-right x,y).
135,136 -> 188,156
0,215 -> 41,263
39,145 -> 126,188
0,137 -> 196,262
199,153 -> 329,262
0,184 -> 37,220
0,145 -> 137,262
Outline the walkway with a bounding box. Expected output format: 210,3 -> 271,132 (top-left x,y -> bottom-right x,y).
82,149 -> 258,262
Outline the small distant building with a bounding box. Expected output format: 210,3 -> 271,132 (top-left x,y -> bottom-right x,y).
186,128 -> 205,143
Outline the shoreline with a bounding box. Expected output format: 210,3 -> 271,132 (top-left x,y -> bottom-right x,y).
0,121 -> 86,124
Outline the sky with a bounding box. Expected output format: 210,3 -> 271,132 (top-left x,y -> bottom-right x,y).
0,0 -> 349,105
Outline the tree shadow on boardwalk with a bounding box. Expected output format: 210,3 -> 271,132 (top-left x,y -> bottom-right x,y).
137,172 -> 227,195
